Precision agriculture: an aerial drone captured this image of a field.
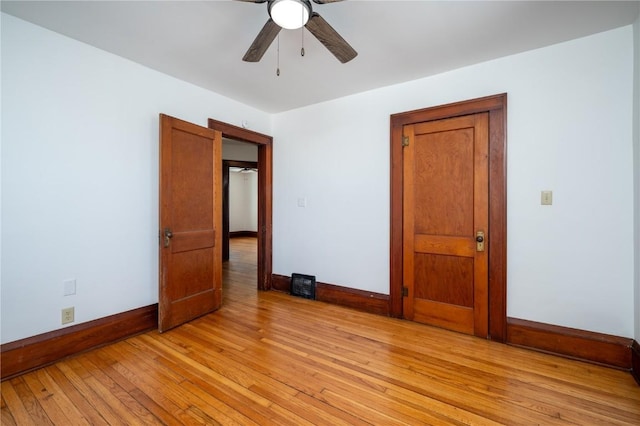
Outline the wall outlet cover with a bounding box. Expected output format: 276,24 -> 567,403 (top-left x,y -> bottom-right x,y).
61,307 -> 75,324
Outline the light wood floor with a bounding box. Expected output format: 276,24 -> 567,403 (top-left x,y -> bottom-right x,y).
2,237 -> 639,425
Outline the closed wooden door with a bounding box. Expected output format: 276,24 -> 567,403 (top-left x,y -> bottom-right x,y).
402,113 -> 489,337
159,114 -> 222,332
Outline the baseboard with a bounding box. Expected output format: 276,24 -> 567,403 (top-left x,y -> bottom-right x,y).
506,317 -> 633,370
1,304 -> 158,381
271,274 -> 390,316
632,340 -> 640,385
272,273 -> 291,292
229,231 -> 258,238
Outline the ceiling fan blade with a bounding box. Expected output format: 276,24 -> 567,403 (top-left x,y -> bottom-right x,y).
243,18 -> 281,62
305,12 -> 357,63
312,0 -> 345,3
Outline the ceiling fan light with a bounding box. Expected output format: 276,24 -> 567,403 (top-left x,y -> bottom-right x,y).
269,0 -> 310,30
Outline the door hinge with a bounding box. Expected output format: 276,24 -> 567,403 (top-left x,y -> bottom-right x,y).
402,286 -> 408,297
402,136 -> 409,147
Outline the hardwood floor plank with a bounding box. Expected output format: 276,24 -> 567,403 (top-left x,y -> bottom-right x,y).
1,380 -> 35,425
56,359 -> 128,426
249,384 -> 357,426
144,340 -> 306,425
86,349 -> 182,425
293,391 -> 373,426
9,376 -> 53,425
100,343 -> 206,425
44,365 -> 109,426
31,369 -> 90,425
0,393 -> 17,426
76,356 -> 162,426
2,237 -> 639,425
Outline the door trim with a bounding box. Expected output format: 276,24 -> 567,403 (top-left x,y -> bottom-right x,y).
208,119 -> 273,291
390,94 -> 507,341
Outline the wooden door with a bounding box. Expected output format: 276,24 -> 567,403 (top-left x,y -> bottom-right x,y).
159,114 -> 222,332
403,113 -> 489,337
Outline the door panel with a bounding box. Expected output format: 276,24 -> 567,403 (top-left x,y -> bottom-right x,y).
403,113 -> 489,337
159,114 -> 222,332
413,125 -> 474,236
414,254 -> 473,307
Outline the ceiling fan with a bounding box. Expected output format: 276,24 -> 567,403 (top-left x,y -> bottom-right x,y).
238,0 -> 357,64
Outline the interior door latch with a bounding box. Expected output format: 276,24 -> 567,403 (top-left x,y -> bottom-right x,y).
476,231 -> 485,252
163,227 -> 173,248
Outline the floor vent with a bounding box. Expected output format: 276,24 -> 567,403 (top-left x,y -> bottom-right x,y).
290,273 -> 316,300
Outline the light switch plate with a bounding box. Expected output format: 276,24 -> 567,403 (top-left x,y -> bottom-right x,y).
541,190 -> 553,205
63,279 -> 76,296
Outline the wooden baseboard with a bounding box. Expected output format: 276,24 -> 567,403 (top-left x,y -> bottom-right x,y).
271,273 -> 291,292
632,341 -> 640,385
1,304 -> 158,381
229,231 -> 258,238
271,274 -> 390,316
506,317 -> 633,370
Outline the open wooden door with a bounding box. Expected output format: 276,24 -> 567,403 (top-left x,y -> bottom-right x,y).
159,114 -> 222,332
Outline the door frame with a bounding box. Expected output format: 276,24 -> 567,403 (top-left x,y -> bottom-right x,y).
223,159 -> 259,261
208,119 -> 273,291
390,94 -> 507,341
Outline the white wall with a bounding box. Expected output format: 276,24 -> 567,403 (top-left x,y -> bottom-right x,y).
229,171 -> 258,233
0,14 -> 271,343
273,26 -> 635,338
634,15 -> 640,341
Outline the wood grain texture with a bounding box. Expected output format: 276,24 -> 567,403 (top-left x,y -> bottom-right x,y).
3,238 -> 639,424
271,273 -> 291,293
390,93 -> 507,341
414,254 -> 473,306
507,317 -> 633,370
159,114 -> 222,332
402,112 -> 489,337
487,99 -> 508,342
315,282 -> 390,316
1,305 -> 158,381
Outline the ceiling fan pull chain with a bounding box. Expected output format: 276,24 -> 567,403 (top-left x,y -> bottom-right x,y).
276,34 -> 281,76
301,7 -> 305,57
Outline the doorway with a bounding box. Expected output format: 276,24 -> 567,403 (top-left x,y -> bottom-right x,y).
223,159 -> 259,262
389,94 -> 507,341
208,119 -> 273,291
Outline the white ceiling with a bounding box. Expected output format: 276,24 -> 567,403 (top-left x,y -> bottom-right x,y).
2,1 -> 638,113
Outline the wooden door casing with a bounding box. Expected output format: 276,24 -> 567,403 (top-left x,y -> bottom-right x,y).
159,114 -> 223,332
390,94 -> 507,342
208,119 -> 273,291
402,113 -> 489,336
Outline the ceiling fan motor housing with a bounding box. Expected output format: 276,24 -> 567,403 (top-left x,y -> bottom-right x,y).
268,0 -> 313,30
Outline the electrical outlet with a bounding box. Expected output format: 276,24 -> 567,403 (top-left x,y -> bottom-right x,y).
61,307 -> 75,324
